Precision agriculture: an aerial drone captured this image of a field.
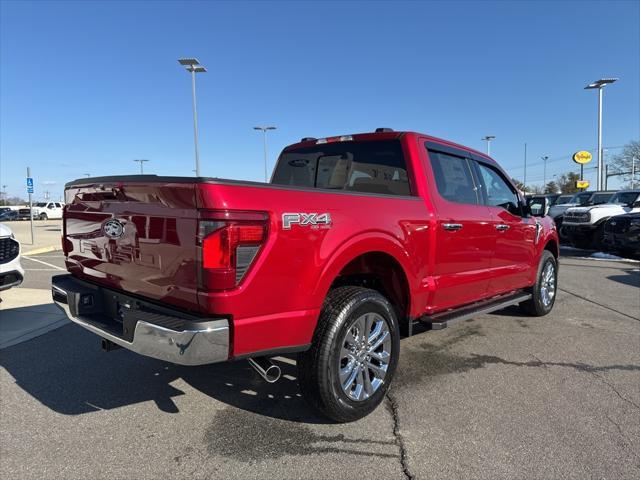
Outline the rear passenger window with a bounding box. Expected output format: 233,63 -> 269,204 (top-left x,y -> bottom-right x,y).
427,150 -> 479,204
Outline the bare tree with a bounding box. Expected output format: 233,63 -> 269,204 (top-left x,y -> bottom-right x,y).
609,140 -> 640,188
544,181 -> 560,194
556,172 -> 581,194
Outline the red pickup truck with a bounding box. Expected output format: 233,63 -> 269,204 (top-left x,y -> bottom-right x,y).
52,129 -> 559,422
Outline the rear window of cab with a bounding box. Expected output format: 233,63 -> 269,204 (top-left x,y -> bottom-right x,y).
272,140 -> 411,196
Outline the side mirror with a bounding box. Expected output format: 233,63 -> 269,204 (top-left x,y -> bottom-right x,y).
632,200 -> 640,209
526,197 -> 548,217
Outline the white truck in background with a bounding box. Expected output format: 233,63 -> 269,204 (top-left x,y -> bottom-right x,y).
30,201 -> 64,220
562,190 -> 640,249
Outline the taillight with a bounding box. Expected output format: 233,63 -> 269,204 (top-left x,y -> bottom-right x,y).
198,211 -> 268,291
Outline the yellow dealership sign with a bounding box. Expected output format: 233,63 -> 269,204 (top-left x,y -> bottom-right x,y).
576,180 -> 590,189
573,151 -> 593,165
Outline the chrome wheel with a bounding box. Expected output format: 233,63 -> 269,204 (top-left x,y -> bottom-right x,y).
338,312 -> 392,402
540,261 -> 556,308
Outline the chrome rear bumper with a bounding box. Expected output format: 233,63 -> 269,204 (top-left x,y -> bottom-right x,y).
51,274 -> 229,366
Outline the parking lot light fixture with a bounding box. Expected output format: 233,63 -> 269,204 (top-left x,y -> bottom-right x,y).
481,136 -> 495,156
584,78 -> 618,190
133,159 -> 149,174
541,156 -> 549,187
254,126 -> 277,181
178,58 -> 207,177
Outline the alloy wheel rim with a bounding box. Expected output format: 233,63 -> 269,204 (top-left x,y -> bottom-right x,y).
540,261 -> 556,308
338,312 -> 392,402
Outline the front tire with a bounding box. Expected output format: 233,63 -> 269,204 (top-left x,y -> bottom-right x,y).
520,250 -> 558,316
39,213 -> 48,220
297,286 -> 400,423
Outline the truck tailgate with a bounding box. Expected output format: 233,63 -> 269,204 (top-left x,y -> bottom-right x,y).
64,179 -> 201,312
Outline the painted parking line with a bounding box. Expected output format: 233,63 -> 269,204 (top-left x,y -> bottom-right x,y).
22,256 -> 65,270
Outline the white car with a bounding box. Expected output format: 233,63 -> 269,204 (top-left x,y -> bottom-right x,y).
31,201 -> 64,220
562,190 -> 640,249
0,223 -> 24,291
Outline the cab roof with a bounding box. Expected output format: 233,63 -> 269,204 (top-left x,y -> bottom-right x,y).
285,130 -> 493,162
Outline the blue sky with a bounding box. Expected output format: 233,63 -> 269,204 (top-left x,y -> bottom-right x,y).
1,0 -> 638,200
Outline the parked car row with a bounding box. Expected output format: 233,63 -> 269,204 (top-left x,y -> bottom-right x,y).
0,208 -> 33,221
541,189 -> 640,256
0,201 -> 65,221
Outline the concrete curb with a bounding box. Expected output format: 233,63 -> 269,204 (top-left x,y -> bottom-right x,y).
22,246 -> 62,256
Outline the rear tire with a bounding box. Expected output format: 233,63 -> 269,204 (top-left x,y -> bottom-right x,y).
297,286 -> 400,423
520,250 -> 558,316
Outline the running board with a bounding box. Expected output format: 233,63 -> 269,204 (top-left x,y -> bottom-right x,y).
409,291 -> 532,334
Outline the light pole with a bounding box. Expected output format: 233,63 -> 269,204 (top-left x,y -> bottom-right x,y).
541,156 -> 549,188
178,58 -> 207,177
481,136 -> 495,156
585,78 -> 618,190
133,159 -> 149,174
83,173 -> 91,177
523,143 -> 527,193
254,126 -> 277,181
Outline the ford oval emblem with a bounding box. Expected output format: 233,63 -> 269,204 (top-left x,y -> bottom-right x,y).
103,219 -> 124,238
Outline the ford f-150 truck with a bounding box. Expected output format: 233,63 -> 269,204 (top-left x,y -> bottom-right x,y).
52,130 -> 559,422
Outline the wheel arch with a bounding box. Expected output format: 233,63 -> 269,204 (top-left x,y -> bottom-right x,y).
543,238 -> 559,259
312,233 -> 415,325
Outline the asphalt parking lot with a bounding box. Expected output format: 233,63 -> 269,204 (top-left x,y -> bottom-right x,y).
1,250 -> 639,479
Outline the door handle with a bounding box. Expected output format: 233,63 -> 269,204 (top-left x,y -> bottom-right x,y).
495,224 -> 510,231
442,223 -> 463,231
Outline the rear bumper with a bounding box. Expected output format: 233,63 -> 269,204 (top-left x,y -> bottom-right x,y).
51,274 -> 229,366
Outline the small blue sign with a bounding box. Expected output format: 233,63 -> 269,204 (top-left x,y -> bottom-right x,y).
27,187 -> 34,194
26,177 -> 34,187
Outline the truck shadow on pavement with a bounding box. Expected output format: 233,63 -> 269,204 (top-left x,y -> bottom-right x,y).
607,271 -> 640,288
0,324 -> 330,424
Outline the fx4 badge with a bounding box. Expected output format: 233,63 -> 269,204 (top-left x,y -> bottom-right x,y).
282,212 -> 332,230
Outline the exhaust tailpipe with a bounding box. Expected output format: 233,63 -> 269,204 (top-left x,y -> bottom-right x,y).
247,357 -> 281,383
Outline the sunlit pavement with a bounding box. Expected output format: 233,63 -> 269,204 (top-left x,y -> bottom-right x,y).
1,252 -> 638,479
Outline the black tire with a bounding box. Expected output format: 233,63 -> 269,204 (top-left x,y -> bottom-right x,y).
39,213 -> 47,220
520,250 -> 558,316
297,286 -> 400,423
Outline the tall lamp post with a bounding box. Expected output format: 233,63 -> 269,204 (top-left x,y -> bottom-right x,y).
584,78 -> 618,190
541,156 -> 549,188
254,126 -> 277,181
481,135 -> 495,156
133,159 -> 149,174
178,58 -> 207,177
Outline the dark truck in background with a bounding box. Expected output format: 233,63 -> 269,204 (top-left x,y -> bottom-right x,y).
52,129 -> 559,422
